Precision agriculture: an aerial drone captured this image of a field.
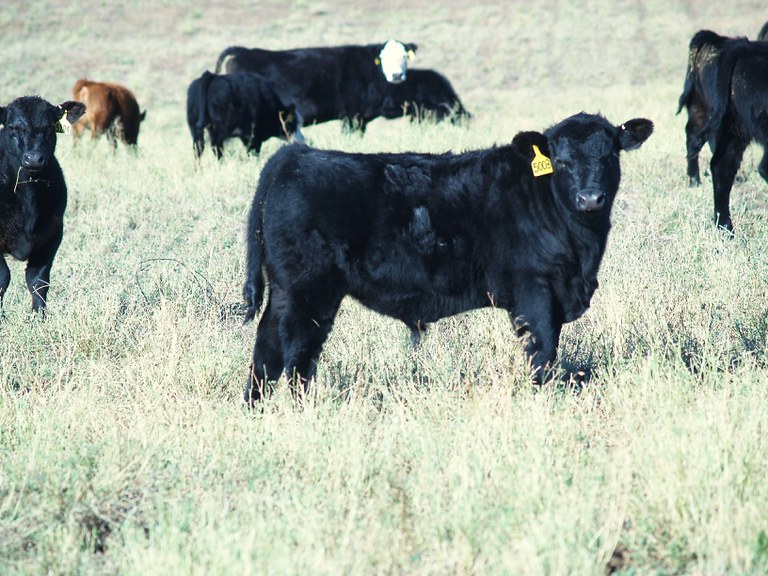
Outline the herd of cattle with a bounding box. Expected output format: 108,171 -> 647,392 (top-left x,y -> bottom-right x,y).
0,27 -> 767,402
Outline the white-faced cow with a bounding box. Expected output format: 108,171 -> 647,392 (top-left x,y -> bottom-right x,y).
242,112 -> 653,403
214,39 -> 417,132
380,68 -> 471,124
0,96 -> 85,312
689,38 -> 768,232
186,70 -> 304,160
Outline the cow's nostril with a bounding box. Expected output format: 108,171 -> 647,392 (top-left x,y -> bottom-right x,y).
22,152 -> 45,170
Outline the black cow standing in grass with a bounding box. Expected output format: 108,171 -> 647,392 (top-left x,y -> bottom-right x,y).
186,70 -> 304,159
0,96 -> 85,312
380,68 -> 471,124
215,39 -> 417,132
242,112 -> 653,402
689,38 -> 768,232
677,30 -> 744,186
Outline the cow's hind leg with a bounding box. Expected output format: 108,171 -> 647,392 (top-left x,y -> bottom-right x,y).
278,289 -> 344,398
685,115 -> 702,186
710,129 -> 748,233
246,287 -> 288,404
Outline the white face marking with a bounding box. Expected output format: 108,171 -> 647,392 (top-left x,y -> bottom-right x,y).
378,39 -> 409,83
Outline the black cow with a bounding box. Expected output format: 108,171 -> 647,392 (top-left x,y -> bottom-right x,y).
677,30 -> 745,186
242,112 -> 653,402
380,68 -> 471,124
186,70 -> 304,159
689,38 -> 768,231
214,39 -> 417,132
0,96 -> 85,312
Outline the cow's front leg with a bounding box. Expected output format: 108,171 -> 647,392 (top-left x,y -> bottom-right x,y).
0,256 -> 10,311
509,288 -> 563,385
25,262 -> 53,313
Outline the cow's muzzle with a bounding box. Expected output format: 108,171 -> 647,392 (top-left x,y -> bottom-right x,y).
22,151 -> 47,172
575,191 -> 606,212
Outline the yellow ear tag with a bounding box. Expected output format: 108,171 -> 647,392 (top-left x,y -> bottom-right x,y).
531,144 -> 553,177
374,57 -> 381,65
407,49 -> 415,60
55,112 -> 71,135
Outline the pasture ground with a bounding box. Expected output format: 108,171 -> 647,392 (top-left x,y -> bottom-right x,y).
2,1 -> 768,574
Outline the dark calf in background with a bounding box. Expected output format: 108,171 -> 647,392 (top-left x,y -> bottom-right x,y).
677,30 -> 742,186
0,96 -> 85,312
689,38 -> 768,232
186,70 -> 303,160
242,113 -> 652,403
381,68 -> 470,124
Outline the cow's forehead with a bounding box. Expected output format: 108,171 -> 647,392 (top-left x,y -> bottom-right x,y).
549,122 -> 616,157
380,38 -> 406,57
5,97 -> 56,125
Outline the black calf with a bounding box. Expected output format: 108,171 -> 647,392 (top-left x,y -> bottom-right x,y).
0,96 -> 85,312
242,112 -> 652,402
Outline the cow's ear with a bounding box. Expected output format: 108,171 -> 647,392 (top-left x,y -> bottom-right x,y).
617,118 -> 653,151
0,106 -> 5,126
406,43 -> 418,59
58,101 -> 86,126
511,131 -> 549,161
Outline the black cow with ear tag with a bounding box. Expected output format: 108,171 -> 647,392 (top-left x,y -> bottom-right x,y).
242,112 -> 653,402
0,96 -> 85,313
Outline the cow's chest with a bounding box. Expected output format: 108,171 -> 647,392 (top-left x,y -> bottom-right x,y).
0,189 -> 38,260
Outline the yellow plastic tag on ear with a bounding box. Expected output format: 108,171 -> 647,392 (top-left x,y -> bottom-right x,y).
407,49 -> 415,60
55,112 -> 71,135
374,57 -> 381,65
531,145 -> 553,177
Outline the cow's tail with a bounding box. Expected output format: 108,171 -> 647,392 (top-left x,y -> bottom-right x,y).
677,42 -> 698,115
215,46 -> 245,74
192,71 -> 215,155
688,38 -> 749,157
243,171 -> 271,323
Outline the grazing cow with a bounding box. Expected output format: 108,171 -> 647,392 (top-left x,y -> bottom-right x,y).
215,39 -> 417,132
380,68 -> 471,124
242,112 -> 653,402
689,38 -> 768,232
0,96 -> 85,312
71,79 -> 146,147
676,30 -> 744,186
186,70 -> 304,160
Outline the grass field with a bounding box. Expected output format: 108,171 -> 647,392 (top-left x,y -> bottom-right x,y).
2,1 -> 768,574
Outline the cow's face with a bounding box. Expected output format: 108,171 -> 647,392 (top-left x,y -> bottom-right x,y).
279,104 -> 305,143
0,96 -> 85,173
378,39 -> 416,83
540,113 -> 653,216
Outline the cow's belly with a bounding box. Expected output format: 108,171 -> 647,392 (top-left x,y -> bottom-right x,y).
348,251 -> 487,324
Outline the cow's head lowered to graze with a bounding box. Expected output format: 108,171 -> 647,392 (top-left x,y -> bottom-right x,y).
377,38 -> 417,83
242,112 -> 653,403
0,96 -> 85,313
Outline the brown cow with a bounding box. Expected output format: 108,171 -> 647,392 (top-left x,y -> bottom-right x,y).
71,79 -> 146,147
